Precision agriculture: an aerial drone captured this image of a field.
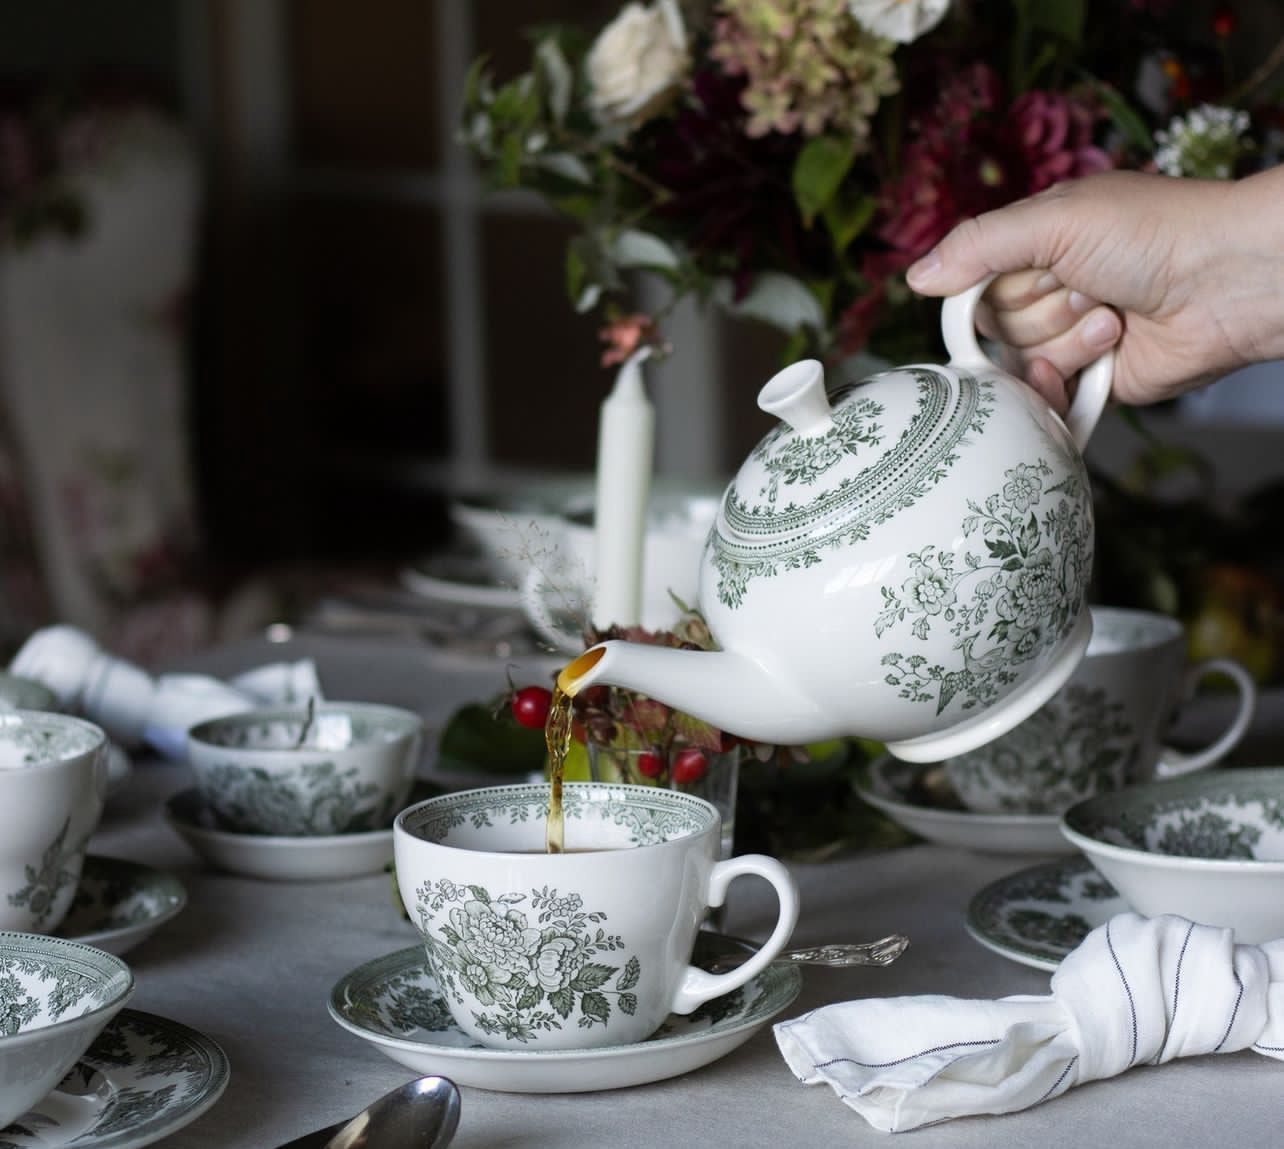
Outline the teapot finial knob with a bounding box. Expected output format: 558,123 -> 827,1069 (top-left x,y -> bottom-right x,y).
757,359 -> 834,437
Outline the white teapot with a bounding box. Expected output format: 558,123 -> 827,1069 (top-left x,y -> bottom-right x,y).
559,278 -> 1113,762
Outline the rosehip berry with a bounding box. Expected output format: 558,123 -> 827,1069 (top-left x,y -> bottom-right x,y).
635,751 -> 665,779
671,748 -> 708,785
511,686 -> 553,729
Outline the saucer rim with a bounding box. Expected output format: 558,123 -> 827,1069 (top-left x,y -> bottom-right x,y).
54,855 -> 187,956
2,1007 -> 229,1149
327,933 -> 801,1091
965,856 -> 1126,972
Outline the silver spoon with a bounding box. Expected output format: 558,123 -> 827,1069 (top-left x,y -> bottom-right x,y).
707,934 -> 909,973
275,1075 -> 461,1149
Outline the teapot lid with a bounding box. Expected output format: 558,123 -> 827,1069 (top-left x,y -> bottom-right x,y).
711,358 -> 995,605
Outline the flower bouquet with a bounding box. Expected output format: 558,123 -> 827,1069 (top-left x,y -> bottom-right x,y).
463,0 -> 1281,367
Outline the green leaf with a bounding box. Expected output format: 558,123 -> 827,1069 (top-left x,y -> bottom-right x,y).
516,984 -> 543,1011
549,988 -> 574,1018
534,37 -> 573,125
1080,75 -> 1153,153
792,136 -> 855,227
670,710 -> 724,751
467,884 -> 490,903
609,228 -> 681,271
436,704 -> 546,776
618,992 -> 638,1015
580,991 -> 611,1024
1029,0 -> 1084,43
616,955 -> 641,991
821,190 -> 876,256
536,153 -> 592,185
570,963 -> 616,991
712,272 -> 826,334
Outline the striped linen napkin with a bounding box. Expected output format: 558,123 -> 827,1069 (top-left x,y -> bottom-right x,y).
774,912 -> 1284,1132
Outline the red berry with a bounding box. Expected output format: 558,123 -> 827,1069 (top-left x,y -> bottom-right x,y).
1212,4 -> 1234,37
511,686 -> 553,729
671,748 -> 708,785
636,751 -> 665,779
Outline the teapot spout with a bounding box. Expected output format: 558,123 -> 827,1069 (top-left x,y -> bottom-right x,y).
557,641 -> 831,746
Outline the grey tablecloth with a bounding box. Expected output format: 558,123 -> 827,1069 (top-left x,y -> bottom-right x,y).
86,633 -> 1284,1148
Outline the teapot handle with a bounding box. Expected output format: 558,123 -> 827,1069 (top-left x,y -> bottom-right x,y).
940,273 -> 1114,449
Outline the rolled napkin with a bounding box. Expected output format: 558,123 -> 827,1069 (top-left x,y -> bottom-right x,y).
774,912 -> 1284,1132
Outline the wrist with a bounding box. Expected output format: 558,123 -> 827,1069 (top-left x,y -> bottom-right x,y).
1214,169 -> 1284,365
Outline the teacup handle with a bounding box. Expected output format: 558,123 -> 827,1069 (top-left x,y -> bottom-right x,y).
941,272 -> 1115,449
519,566 -> 586,655
1154,657 -> 1257,778
669,853 -> 800,1015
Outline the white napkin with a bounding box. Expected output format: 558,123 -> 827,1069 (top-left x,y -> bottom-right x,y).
774,913 -> 1284,1132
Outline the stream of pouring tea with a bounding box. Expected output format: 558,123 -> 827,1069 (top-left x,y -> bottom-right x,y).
544,684 -> 574,853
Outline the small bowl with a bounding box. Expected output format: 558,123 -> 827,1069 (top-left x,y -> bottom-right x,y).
1060,767 -> 1284,943
186,702 -> 423,836
0,932 -> 134,1127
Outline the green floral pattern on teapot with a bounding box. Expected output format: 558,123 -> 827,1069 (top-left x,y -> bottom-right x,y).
876,454 -> 1091,716
711,370 -> 994,609
410,880 -> 637,1044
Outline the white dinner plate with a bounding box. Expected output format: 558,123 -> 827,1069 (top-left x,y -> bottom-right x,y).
855,755 -> 1074,855
54,856 -> 187,956
0,1009 -> 229,1148
965,856 -> 1127,971
163,788 -> 394,881
328,932 -> 801,1093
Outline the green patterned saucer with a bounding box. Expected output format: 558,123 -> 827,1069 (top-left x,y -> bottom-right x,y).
54,857 -> 186,957
0,1009 -> 229,1149
328,932 -> 801,1092
965,857 -> 1125,971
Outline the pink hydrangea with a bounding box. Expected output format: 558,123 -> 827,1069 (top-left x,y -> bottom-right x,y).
1010,91 -> 1112,193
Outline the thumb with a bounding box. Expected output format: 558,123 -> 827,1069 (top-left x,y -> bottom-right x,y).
906,194 -> 1065,297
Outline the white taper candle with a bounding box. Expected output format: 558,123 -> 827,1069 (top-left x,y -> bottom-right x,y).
592,347 -> 656,629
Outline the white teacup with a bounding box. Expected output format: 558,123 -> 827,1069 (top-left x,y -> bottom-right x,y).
945,606 -> 1257,815
0,711 -> 109,933
394,782 -> 799,1050
521,493 -> 719,651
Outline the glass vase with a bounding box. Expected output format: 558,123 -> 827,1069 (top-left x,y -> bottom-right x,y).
585,742 -> 741,861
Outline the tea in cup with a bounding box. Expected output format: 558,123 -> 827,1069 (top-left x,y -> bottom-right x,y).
0,711 -> 109,933
393,781 -> 799,1050
944,606 -> 1257,814
187,702 -> 423,836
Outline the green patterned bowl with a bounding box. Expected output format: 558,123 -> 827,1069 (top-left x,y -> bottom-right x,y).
1060,767 -> 1284,943
0,931 -> 134,1127
187,702 -> 423,836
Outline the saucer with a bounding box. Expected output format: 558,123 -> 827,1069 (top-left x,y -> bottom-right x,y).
55,856 -> 187,956
400,551 -> 522,611
966,857 -> 1127,971
0,1008 -> 229,1147
163,788 -> 393,881
328,932 -> 802,1093
854,755 -> 1074,855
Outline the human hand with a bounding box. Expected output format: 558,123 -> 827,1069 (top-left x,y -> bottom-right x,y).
906,169 -> 1284,410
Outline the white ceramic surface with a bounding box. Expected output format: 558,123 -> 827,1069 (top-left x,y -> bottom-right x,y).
54,856 -> 187,957
559,280 -> 1112,760
1060,766 -> 1284,943
966,857 -> 1126,971
0,1009 -> 229,1149
394,782 -> 799,1050
0,711 -> 109,933
0,671 -> 57,712
186,701 -> 423,836
854,755 -> 1073,855
519,491 -> 719,652
327,933 -> 801,1093
0,932 -> 134,1128
163,788 -> 395,881
400,552 -> 524,610
945,606 -> 1257,814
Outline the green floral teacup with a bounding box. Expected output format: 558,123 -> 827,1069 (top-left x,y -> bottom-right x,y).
0,711 -> 109,933
187,702 -> 423,836
394,782 -> 799,1050
944,606 -> 1257,815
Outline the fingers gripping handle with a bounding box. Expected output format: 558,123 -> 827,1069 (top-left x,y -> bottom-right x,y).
670,854 -> 800,1015
940,272 -> 1114,449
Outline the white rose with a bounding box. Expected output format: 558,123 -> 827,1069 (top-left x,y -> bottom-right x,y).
586,0 -> 689,125
847,0 -> 951,44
